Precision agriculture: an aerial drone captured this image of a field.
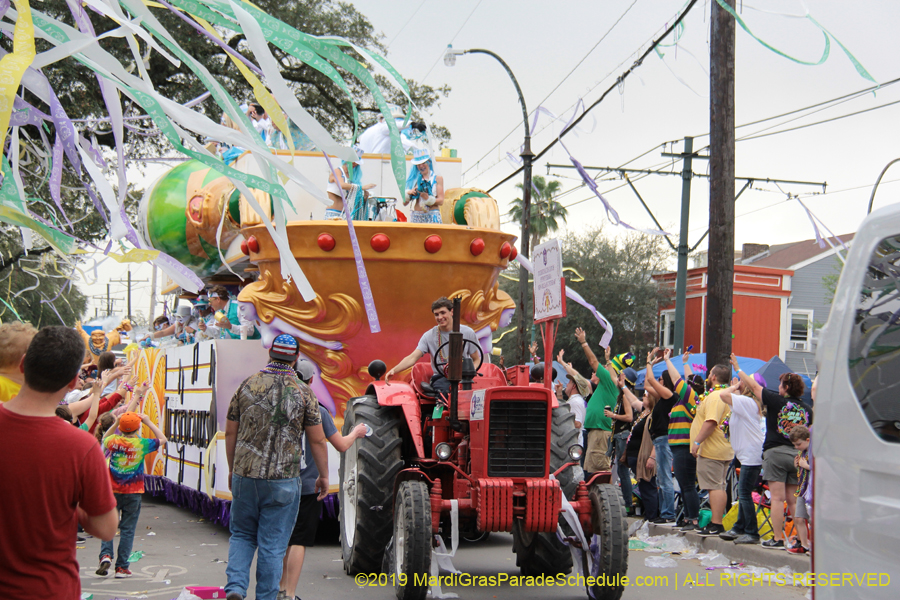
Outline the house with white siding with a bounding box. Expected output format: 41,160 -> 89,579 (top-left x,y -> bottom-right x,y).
738,233 -> 854,377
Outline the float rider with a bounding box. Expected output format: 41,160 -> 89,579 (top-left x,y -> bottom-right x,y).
201,285 -> 260,340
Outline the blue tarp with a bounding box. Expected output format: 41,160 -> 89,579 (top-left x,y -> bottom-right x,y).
633,353 -> 766,390
633,353 -> 812,401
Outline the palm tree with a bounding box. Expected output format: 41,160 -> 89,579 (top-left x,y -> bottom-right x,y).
507,175 -> 568,249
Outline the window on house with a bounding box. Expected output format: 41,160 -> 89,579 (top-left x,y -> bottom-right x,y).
789,310 -> 813,351
660,310 -> 675,348
848,234 -> 900,443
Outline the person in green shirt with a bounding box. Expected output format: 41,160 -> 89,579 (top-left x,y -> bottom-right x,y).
575,327 -> 634,477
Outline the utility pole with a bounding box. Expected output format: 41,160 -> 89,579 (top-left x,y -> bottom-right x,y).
111,268 -> 149,322
91,292 -> 123,318
673,137 -> 694,355
546,159 -> 825,353
708,0 -> 736,370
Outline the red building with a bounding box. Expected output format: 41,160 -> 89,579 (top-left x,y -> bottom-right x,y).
653,265 -> 793,360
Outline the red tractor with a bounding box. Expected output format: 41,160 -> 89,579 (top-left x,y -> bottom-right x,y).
339,298 -> 628,599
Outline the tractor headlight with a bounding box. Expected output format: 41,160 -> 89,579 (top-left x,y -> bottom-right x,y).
568,444 -> 584,461
435,443 -> 453,461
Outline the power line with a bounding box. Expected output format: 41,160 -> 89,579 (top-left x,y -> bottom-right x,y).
461,0 -> 642,176
736,98 -> 900,142
486,0 -> 700,193
385,0 -> 428,51
420,0 -> 484,83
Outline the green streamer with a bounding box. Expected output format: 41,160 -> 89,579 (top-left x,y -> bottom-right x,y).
0,296 -> 22,320
713,0 -> 875,83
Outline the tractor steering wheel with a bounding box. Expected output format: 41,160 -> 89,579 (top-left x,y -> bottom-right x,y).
432,339 -> 484,380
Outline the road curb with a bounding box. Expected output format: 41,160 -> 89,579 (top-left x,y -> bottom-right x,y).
640,521 -> 811,573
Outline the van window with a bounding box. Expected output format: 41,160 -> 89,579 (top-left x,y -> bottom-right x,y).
847,235 -> 900,443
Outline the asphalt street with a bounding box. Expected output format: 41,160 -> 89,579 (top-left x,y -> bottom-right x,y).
76,495 -> 809,600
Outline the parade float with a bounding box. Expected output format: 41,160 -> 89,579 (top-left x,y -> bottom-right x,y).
132,148 -> 518,523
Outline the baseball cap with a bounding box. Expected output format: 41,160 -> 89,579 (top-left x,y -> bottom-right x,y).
295,360 -> 315,383
119,412 -> 142,434
270,334 -> 300,362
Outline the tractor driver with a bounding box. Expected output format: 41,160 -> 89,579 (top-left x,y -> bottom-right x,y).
385,297 -> 481,394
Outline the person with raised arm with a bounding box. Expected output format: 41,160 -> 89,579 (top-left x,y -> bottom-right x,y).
732,353 -> 810,550
575,327 -> 633,478
719,368 -> 766,545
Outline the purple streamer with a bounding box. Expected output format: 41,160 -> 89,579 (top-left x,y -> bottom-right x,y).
79,135 -> 107,170
84,184 -> 109,225
49,137 -> 74,228
47,82 -> 83,174
322,152 -> 381,333
11,97 -> 49,126
0,0 -> 9,20
156,250 -> 205,292
38,291 -> 67,325
796,198 -> 849,253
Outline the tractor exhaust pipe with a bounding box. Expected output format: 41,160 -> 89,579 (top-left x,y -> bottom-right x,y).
448,296 -> 464,431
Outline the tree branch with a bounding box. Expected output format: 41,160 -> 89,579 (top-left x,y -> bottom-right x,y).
0,246 -> 56,274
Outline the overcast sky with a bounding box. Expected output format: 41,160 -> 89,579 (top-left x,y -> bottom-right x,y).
80,0 -> 900,321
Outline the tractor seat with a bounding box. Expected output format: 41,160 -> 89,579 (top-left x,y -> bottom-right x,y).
411,362 -> 436,398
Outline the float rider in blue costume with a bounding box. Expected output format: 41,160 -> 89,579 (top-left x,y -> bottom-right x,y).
200,285 -> 260,340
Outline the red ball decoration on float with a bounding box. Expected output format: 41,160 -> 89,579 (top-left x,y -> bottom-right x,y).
317,233 -> 336,251
240,240 -> 250,256
510,245 -> 518,261
499,242 -> 511,259
371,233 -> 391,252
247,236 -> 260,253
424,235 -> 442,254
470,238 -> 485,256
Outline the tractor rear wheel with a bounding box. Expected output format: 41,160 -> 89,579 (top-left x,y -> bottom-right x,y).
391,481 -> 431,600
340,396 -> 404,575
512,405 -> 582,575
587,483 -> 629,600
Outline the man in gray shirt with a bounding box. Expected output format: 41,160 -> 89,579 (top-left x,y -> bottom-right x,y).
386,297 -> 481,393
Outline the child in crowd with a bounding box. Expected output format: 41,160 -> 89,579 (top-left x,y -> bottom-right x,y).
790,424 -> 812,554
96,411 -> 166,578
94,413 -> 115,446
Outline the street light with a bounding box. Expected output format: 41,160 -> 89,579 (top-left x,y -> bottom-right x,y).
445,44 -> 535,366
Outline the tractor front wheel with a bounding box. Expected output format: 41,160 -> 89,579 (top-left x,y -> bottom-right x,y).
340,396 -> 404,575
586,483 -> 629,600
391,480 -> 432,600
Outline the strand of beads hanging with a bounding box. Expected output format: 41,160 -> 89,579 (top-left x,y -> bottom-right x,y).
261,362 -> 297,376
699,383 -> 729,403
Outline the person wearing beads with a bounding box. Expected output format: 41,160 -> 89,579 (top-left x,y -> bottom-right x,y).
201,285 -> 260,341
225,334 -> 329,600
404,148 -> 444,224
385,297 -> 481,394
732,353 -> 811,550
690,362 -> 734,537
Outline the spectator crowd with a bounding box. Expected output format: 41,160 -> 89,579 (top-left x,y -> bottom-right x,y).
0,309 -> 342,600
0,302 -> 816,600
551,329 -> 814,554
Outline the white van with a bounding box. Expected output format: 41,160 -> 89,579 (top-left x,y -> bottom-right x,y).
814,203 -> 900,598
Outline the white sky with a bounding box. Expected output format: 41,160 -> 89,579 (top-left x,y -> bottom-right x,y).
79,0 -> 900,321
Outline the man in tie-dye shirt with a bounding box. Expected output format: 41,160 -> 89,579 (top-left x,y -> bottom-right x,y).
97,411 -> 166,579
